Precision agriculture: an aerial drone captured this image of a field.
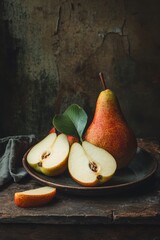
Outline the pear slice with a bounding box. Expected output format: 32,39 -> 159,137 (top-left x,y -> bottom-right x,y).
27,133 -> 69,176
14,186 -> 56,208
68,141 -> 117,187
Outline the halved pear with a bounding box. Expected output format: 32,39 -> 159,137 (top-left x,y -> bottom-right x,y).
27,133 -> 69,176
68,141 -> 117,187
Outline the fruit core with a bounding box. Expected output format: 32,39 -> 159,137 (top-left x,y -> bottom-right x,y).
88,161 -> 103,181
42,151 -> 51,159
37,151 -> 51,167
89,161 -> 98,172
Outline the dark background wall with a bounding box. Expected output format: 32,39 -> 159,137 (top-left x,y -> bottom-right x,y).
0,0 -> 160,138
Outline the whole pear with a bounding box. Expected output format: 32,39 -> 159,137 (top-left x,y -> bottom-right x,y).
84,78 -> 137,169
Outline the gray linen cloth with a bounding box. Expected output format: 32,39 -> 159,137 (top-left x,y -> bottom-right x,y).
0,135 -> 36,187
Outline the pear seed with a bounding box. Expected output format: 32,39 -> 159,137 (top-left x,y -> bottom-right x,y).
42,152 -> 51,159
97,175 -> 102,181
38,162 -> 42,167
89,162 -> 98,172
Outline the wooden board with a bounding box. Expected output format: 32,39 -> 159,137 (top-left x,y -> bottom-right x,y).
0,224 -> 160,240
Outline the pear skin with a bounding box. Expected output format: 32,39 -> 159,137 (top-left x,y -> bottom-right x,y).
84,89 -> 137,169
67,135 -> 79,145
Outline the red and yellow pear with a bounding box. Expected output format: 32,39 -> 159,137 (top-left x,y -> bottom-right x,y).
84,73 -> 137,169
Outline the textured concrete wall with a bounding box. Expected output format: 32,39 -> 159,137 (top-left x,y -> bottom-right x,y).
0,0 -> 160,137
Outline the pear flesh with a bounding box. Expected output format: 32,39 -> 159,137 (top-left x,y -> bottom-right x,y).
27,133 -> 69,176
84,89 -> 137,169
68,141 -> 117,187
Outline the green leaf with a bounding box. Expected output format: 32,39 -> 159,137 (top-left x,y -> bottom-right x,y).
53,104 -> 88,142
63,104 -> 88,139
53,114 -> 79,139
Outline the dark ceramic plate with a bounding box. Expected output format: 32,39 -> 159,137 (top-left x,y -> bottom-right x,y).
22,147 -> 157,196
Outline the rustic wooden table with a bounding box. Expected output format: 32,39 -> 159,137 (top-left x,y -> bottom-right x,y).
0,139 -> 160,240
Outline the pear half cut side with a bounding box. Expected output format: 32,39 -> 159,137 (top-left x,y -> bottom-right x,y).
27,133 -> 69,176
27,133 -> 57,172
68,141 -> 117,187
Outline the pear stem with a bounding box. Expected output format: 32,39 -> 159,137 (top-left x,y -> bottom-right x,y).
99,72 -> 107,90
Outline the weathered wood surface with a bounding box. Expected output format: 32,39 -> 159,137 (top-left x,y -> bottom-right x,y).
0,224 -> 160,240
0,177 -> 159,224
0,178 -> 159,225
0,139 -> 159,226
